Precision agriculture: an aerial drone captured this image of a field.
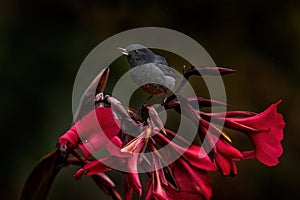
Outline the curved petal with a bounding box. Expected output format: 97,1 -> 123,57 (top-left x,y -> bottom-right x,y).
74,158 -> 112,180
226,101 -> 285,166
59,107 -> 120,148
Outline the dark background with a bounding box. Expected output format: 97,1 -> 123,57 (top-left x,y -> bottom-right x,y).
1,0 -> 299,199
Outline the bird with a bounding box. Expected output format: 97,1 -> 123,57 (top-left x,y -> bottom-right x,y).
118,44 -> 178,103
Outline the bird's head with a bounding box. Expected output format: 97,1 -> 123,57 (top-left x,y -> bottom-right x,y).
118,44 -> 156,68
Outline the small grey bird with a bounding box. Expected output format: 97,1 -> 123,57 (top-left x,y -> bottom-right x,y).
119,44 -> 178,101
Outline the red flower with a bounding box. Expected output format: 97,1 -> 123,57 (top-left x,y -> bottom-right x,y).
59,107 -> 120,149
145,148 -> 214,200
197,100 -> 285,175
144,131 -> 217,199
169,157 -> 214,200
74,129 -> 149,198
223,100 -> 286,166
24,66 -> 287,200
57,85 -> 286,199
213,138 -> 243,176
199,117 -> 243,176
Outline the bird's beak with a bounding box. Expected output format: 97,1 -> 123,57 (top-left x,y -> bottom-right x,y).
118,47 -> 129,56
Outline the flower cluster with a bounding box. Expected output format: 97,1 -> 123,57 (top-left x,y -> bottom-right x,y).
57,67 -> 285,200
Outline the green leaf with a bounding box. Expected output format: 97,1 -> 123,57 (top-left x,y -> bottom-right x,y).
20,150 -> 67,200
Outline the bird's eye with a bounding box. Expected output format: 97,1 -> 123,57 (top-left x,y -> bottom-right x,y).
134,50 -> 139,53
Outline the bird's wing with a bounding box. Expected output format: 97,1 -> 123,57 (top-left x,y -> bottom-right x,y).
154,53 -> 180,80
154,54 -> 169,65
129,63 -> 176,90
156,63 -> 180,80
164,75 -> 176,90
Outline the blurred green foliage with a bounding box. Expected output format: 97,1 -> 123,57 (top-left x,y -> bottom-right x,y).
1,0 -> 299,199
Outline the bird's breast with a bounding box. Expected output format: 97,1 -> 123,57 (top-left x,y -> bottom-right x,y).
140,84 -> 169,95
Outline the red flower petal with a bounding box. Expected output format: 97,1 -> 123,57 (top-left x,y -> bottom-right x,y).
126,137 -> 145,197
144,178 -> 154,200
214,138 -> 243,176
182,145 -> 218,171
74,157 -> 113,180
79,132 -> 109,159
150,156 -> 172,200
95,107 -> 121,139
168,157 -> 213,199
154,132 -> 217,171
106,136 -> 124,157
200,123 -> 243,176
59,126 -> 79,147
123,174 -> 134,200
59,107 -> 120,147
226,101 -> 286,166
